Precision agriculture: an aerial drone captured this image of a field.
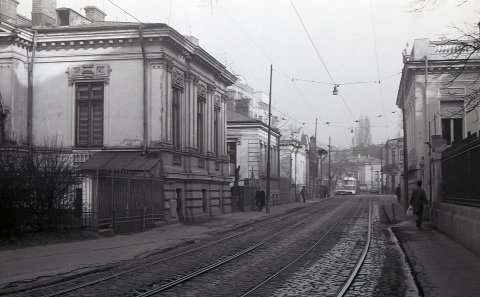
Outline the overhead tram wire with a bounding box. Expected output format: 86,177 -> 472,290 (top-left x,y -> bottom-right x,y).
289,0 -> 355,121
291,71 -> 401,86
217,2 -> 322,121
106,0 -> 143,23
369,0 -> 389,138
107,0 -> 321,130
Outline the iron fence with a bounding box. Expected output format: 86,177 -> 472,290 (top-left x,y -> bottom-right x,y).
441,132 -> 480,207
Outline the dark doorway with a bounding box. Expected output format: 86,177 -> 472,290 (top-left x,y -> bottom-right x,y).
176,189 -> 184,221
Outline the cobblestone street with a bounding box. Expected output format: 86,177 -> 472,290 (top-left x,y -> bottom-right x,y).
3,196 -> 423,297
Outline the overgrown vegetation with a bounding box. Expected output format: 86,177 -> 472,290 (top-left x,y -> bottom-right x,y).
0,145 -> 82,238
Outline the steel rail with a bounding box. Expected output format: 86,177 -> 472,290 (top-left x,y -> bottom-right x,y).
239,205 -> 359,297
136,220 -> 307,297
39,202 -> 328,297
335,200 -> 373,297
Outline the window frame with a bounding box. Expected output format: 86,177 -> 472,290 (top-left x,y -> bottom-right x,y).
197,98 -> 205,153
172,87 -> 181,148
213,105 -> 220,156
75,82 -> 104,147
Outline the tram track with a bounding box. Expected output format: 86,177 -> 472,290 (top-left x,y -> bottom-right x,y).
135,200 -> 369,297
11,199 -> 341,297
239,201 -> 373,297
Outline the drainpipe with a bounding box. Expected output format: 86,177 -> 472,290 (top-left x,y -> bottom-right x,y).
138,25 -> 148,154
27,30 -> 38,147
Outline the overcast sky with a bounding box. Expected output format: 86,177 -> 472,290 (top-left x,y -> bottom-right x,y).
16,0 -> 480,148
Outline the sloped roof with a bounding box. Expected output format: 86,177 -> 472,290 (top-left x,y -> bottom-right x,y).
78,151 -> 160,172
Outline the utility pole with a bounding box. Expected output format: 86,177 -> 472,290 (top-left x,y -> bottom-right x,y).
266,64 -> 273,214
424,57 -> 431,211
328,136 -> 331,197
380,144 -> 384,194
314,118 -> 318,200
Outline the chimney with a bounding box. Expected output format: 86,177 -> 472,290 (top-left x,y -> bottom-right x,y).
84,6 -> 106,22
32,0 -> 57,27
0,0 -> 19,24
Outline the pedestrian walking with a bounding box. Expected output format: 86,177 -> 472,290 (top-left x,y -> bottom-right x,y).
255,187 -> 266,212
395,184 -> 401,203
409,180 -> 428,229
300,186 -> 307,203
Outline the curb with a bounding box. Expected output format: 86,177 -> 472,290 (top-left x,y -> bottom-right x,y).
381,203 -> 426,297
391,226 -> 425,297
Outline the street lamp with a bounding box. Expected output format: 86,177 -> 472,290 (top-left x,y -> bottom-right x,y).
332,85 -> 339,95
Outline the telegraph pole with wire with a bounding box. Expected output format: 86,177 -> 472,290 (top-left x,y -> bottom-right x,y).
314,118 -> 318,200
266,64 -> 273,214
328,136 -> 331,197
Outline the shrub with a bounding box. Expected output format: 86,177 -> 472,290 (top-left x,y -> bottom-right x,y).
0,144 -> 79,238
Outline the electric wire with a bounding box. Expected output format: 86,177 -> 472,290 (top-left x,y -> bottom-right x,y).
218,3 -> 321,122
289,0 -> 356,120
369,0 -> 389,139
104,0 -> 395,139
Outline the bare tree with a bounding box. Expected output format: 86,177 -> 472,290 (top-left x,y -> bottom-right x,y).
354,115 -> 372,147
409,0 -> 480,114
406,0 -> 469,12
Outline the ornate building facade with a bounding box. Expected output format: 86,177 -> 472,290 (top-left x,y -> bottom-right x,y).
0,0 -> 236,227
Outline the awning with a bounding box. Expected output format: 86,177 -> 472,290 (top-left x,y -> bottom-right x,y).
78,151 -> 160,172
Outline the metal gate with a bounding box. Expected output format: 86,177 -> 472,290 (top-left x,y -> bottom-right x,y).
96,175 -> 164,233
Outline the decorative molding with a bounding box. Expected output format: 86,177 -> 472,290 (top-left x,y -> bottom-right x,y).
214,95 -> 221,108
197,83 -> 207,99
192,75 -> 199,86
166,61 -> 174,73
207,84 -> 216,94
67,64 -> 111,85
172,69 -> 185,90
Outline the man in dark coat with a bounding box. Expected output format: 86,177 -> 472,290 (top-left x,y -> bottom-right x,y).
395,184 -> 401,203
255,187 -> 266,212
300,186 -> 307,203
410,180 -> 428,228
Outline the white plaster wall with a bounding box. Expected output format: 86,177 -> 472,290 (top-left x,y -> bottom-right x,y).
32,59 -> 143,147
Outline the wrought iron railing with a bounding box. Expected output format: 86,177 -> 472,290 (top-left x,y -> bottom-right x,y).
441,132 -> 480,207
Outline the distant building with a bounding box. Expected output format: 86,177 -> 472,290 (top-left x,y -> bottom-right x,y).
279,138 -> 306,202
227,78 -> 279,127
226,109 -> 280,205
383,138 -> 404,194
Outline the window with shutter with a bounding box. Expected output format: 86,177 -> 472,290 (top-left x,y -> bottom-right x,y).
75,83 -> 104,146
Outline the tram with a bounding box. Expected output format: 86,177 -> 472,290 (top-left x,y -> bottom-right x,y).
334,177 -> 358,195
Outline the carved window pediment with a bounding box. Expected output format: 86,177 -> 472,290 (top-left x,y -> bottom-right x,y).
67,64 -> 111,85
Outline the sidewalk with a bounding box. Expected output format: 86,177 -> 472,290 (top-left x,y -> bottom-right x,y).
0,201 -> 311,289
380,196 -> 480,297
